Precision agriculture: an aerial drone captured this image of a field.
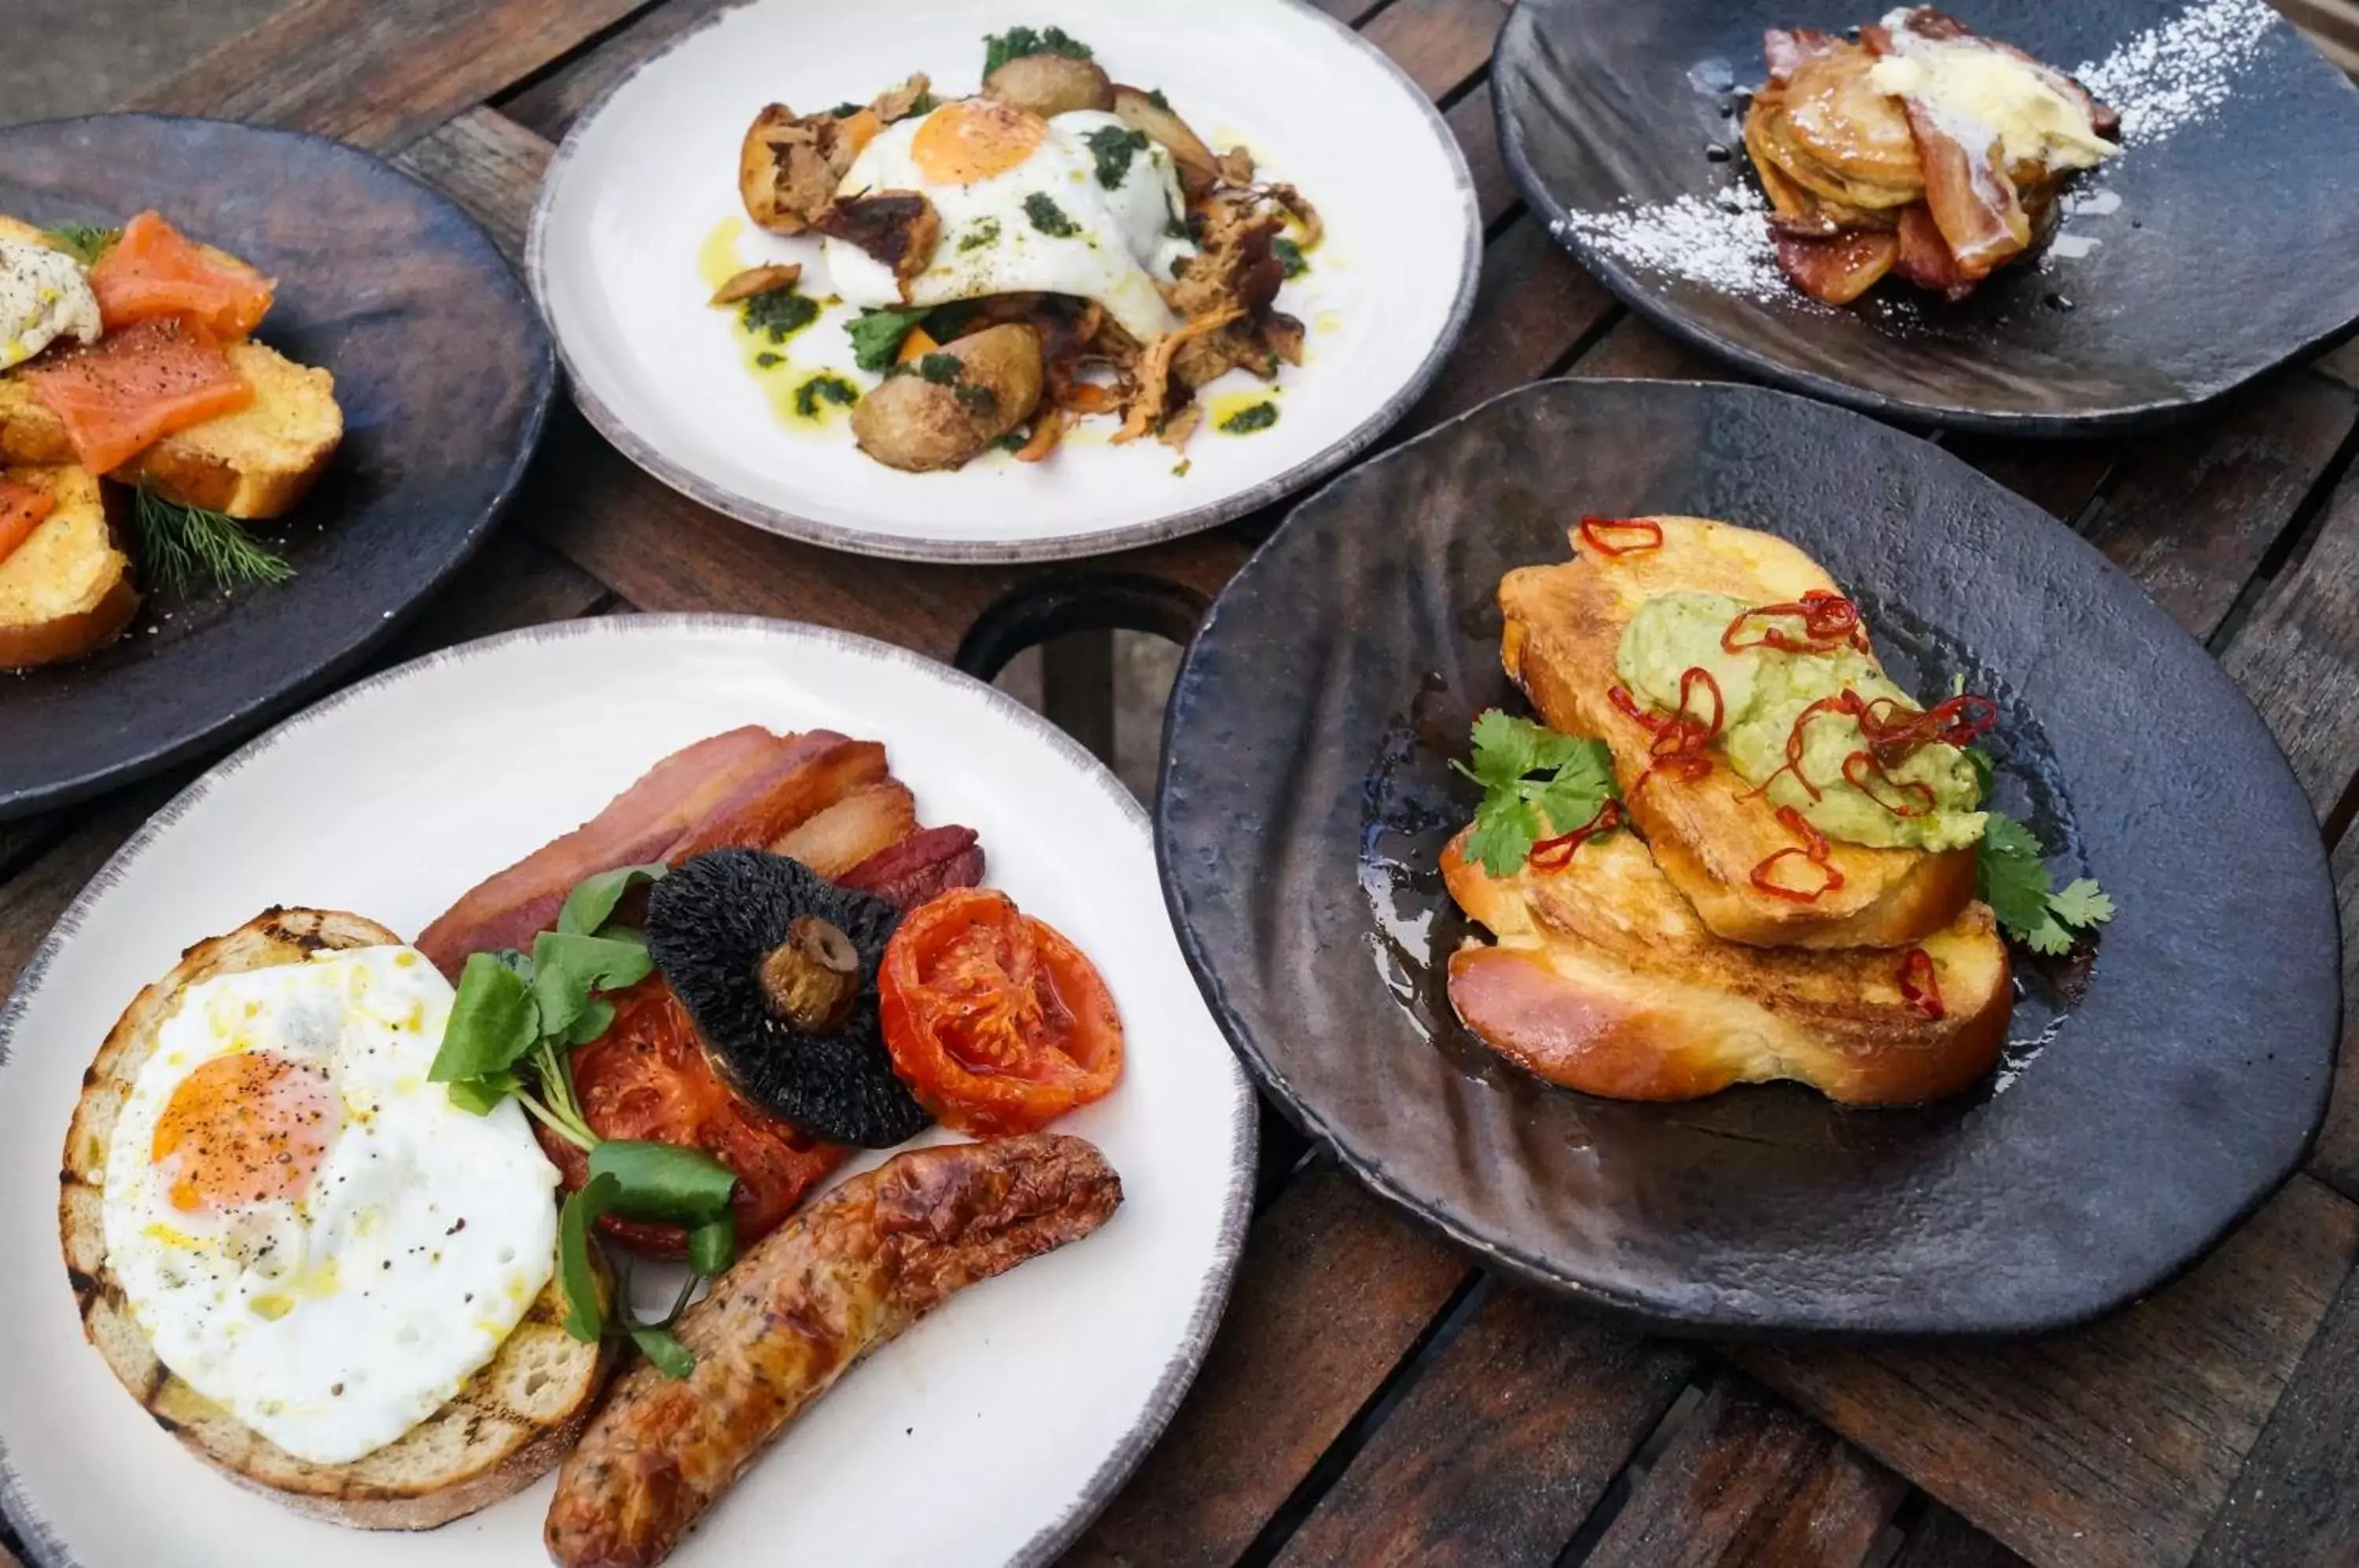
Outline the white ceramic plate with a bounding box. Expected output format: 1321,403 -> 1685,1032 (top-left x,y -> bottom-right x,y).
0,617 -> 1254,1568
527,0 -> 1480,562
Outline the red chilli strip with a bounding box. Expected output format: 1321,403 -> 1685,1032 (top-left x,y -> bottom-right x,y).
1722,591 -> 1871,656
1750,804 -> 1846,903
1897,948 -> 1945,1020
1527,799 -> 1622,870
1577,516 -> 1664,558
1842,749 -> 1938,816
1858,693 -> 1999,760
1743,689 -> 1864,804
1608,683 -> 1676,738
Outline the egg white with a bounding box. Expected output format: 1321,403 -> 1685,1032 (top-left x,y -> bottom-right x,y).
0,236 -> 101,371
823,105 -> 1195,344
100,946 -> 560,1467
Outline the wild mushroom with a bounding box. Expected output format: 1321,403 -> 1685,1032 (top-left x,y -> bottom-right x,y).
646,848 -> 931,1147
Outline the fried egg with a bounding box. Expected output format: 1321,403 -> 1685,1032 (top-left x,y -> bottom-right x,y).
100,946 -> 560,1467
824,98 -> 1196,344
0,235 -> 101,371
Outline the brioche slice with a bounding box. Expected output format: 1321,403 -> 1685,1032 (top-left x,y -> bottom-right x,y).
0,462 -> 136,668
0,215 -> 341,519
59,908 -> 612,1531
1443,830 -> 2010,1104
1500,515 -> 1977,949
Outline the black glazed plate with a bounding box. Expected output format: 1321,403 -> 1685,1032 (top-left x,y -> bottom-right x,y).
1493,0 -> 2359,435
1155,377 -> 2339,1337
0,115 -> 554,819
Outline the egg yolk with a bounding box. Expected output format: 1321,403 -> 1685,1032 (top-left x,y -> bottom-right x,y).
911,99 -> 1047,185
151,1051 -> 337,1213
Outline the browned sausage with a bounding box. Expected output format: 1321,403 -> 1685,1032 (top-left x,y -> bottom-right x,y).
544,1133 -> 1122,1568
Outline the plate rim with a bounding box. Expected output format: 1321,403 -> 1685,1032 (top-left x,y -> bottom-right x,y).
523,0 -> 1485,564
0,110 -> 558,821
0,612 -> 1258,1567
1153,372 -> 2340,1339
1490,0 -> 2359,438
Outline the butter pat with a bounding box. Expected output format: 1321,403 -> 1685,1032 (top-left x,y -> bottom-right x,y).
1868,32 -> 2119,171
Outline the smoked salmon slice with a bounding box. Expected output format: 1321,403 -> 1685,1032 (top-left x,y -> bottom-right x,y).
0,477 -> 55,565
87,211 -> 275,340
22,318 -> 254,476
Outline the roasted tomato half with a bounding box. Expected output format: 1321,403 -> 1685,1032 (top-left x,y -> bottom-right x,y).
877,888 -> 1124,1135
535,976 -> 848,1257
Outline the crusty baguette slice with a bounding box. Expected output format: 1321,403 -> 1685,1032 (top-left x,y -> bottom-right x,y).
1500,514 -> 1976,949
0,215 -> 342,519
59,907 -> 613,1531
1443,829 -> 2010,1104
0,462 -> 137,668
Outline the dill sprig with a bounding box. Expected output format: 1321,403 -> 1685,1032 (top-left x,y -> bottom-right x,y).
134,488 -> 295,597
42,224 -> 120,267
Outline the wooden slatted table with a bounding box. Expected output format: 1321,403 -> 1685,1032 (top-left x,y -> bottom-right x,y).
7,2 -> 2359,1564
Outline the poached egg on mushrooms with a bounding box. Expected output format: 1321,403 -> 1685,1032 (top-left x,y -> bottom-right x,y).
823,98 -> 1195,345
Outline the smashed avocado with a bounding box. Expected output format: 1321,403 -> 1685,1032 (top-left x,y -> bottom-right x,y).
1614,591 -> 1985,852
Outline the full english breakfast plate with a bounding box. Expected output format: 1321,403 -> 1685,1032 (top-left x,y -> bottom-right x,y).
0,615 -> 1253,1566
528,0 -> 1479,561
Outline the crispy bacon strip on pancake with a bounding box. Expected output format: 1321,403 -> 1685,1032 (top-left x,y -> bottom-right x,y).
1861,17 -> 2025,278
1772,227 -> 1900,304
1763,25 -> 1848,82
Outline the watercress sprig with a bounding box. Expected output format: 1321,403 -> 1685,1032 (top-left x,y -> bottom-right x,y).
428,863 -> 740,1373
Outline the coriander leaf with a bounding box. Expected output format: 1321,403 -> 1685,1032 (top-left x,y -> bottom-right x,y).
1465,793 -> 1540,878
627,1323 -> 696,1378
530,930 -> 656,1040
558,1173 -> 618,1343
2048,878 -> 2115,929
1980,811 -> 2043,863
1464,709 -> 1540,788
559,863 -> 668,935
846,304 -> 933,371
587,1139 -> 739,1223
445,1070 -> 521,1117
429,951 -> 541,1085
2017,909 -> 2079,956
1532,739 -> 1616,837
687,1211 -> 737,1277
1963,745 -> 1995,804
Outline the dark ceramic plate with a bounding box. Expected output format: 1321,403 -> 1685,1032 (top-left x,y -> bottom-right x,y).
0,115 -> 554,819
1156,377 -> 2339,1337
1493,0 -> 2359,435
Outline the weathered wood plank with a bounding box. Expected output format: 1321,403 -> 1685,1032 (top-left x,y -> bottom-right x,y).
1736,1176 -> 2359,1568
124,0 -> 646,154
1566,311 -> 1732,385
392,107 -> 550,262
1058,1162 -> 1468,1568
1269,1284 -> 1697,1568
1890,1505 -> 2033,1568
1582,1378 -> 1908,1568
2221,461 -> 2359,813
2079,372 -> 2359,642
1448,82 -> 1518,232
1360,0 -> 1511,101
0,794 -> 156,996
1402,215 -> 1616,429
2309,835 -> 2359,1203
2193,1247 -> 2359,1566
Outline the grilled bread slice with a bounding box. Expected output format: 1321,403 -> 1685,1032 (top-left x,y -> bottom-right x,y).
59,908 -> 613,1531
0,462 -> 137,668
0,215 -> 341,519
1444,830 -> 2010,1104
1500,515 -> 1977,949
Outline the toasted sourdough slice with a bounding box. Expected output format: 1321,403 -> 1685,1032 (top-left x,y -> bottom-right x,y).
0,215 -> 342,519
1443,830 -> 2010,1104
0,462 -> 137,668
59,908 -> 613,1530
1500,514 -> 1977,949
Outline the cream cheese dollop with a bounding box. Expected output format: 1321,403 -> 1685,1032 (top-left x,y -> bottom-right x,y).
0,235 -> 102,371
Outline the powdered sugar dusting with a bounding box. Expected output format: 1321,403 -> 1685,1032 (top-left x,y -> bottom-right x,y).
2077,0 -> 2279,144
1553,185 -> 1790,301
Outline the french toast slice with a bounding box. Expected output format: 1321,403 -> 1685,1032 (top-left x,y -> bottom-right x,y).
1443,830 -> 2010,1104
0,215 -> 341,520
1500,514 -> 1976,949
59,908 -> 613,1530
0,462 -> 137,668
